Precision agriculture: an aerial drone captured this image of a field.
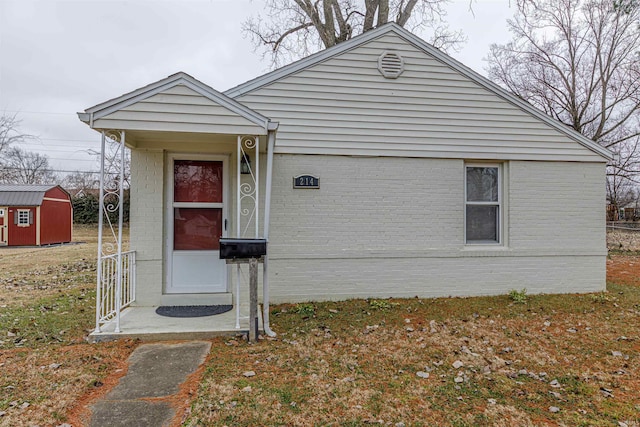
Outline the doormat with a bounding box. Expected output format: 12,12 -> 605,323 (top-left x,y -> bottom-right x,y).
155,305 -> 233,318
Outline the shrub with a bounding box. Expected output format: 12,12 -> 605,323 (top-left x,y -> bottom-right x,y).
368,299 -> 397,310
508,288 -> 528,304
590,292 -> 615,304
293,303 -> 315,317
72,191 -> 129,224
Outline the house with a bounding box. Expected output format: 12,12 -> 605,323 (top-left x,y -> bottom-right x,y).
0,184 -> 72,246
77,23 -> 613,339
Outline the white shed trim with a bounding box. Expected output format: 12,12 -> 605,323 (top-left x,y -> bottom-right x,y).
224,23 -> 614,161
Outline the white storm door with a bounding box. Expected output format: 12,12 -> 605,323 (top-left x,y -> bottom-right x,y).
167,156 -> 228,293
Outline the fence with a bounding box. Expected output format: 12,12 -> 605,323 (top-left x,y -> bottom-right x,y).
607,205 -> 640,222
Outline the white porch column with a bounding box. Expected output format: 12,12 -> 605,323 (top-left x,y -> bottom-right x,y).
94,131 -> 107,333
235,135 -> 260,329
94,130 -> 128,334
262,125 -> 278,337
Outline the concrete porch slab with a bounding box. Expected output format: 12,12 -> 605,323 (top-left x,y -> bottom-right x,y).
89,305 -> 263,342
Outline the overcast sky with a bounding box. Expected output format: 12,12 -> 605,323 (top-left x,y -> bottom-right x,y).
0,0 -> 515,175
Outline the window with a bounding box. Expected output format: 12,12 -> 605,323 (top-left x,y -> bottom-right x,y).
172,160 -> 223,251
17,209 -> 30,227
465,165 -> 501,244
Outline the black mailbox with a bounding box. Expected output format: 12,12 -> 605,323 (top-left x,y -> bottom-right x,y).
219,238 -> 267,259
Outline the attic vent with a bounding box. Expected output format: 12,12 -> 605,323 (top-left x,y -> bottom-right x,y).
378,51 -> 404,79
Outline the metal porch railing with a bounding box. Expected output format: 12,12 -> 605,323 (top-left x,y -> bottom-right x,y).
95,250 -> 136,332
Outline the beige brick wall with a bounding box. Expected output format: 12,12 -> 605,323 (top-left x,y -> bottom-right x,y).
265,155 -> 606,302
509,161 -> 606,251
129,149 -> 606,304
267,256 -> 605,303
268,155 -> 463,257
130,149 -> 164,305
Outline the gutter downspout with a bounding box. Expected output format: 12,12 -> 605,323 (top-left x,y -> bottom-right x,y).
262,123 -> 278,337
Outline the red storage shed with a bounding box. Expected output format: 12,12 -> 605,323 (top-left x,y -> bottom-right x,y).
0,184 -> 72,247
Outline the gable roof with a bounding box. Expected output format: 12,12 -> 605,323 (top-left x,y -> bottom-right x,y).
0,184 -> 64,206
225,23 -> 613,161
78,72 -> 278,132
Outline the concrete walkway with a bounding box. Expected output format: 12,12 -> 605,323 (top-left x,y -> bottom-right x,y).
89,341 -> 211,427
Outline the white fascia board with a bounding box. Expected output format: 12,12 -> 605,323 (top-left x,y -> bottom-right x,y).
267,121 -> 280,131
80,72 -> 270,130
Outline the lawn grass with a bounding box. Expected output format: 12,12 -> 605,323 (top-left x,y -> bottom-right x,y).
185,271 -> 640,426
2,226 -> 640,426
0,225 -> 136,427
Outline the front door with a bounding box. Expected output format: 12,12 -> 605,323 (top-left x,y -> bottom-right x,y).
166,156 -> 228,293
0,207 -> 7,245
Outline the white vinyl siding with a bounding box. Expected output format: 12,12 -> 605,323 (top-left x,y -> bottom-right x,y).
236,33 -> 605,162
93,85 -> 265,136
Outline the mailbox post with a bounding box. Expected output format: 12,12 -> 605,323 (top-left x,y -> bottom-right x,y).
248,257 -> 258,341
219,238 -> 267,342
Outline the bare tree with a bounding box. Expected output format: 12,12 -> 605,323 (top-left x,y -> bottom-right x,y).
87,141 -> 131,190
0,114 -> 34,157
0,147 -> 57,184
486,0 -> 640,207
0,114 -> 52,184
61,171 -> 100,195
607,169 -> 638,209
614,0 -> 640,13
244,0 -> 466,67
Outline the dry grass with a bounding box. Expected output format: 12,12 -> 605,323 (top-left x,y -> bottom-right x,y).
0,225 -> 127,306
608,228 -> 640,252
186,260 -> 640,427
0,225 -> 136,427
2,225 -> 640,426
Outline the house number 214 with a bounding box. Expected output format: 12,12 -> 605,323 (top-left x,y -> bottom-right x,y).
293,175 -> 319,189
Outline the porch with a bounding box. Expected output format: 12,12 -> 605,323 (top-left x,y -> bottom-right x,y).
89,304 -> 263,342
78,72 -> 278,341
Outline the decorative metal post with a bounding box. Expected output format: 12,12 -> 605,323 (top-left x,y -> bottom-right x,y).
115,131 -> 125,333
235,135 -> 259,329
94,132 -> 106,333
94,130 -> 128,333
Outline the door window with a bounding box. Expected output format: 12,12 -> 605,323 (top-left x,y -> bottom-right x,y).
174,160 -> 223,203
174,208 -> 222,250
173,160 -> 223,251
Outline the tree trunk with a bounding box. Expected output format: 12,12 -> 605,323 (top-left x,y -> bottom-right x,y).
377,0 -> 389,26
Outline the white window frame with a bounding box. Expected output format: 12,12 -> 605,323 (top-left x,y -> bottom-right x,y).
464,163 -> 502,245
17,209 -> 30,227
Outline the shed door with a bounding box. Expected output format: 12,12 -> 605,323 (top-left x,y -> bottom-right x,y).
167,157 -> 228,293
0,208 -> 7,245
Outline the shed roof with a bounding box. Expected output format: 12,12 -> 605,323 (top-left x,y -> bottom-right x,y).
0,184 -> 61,206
